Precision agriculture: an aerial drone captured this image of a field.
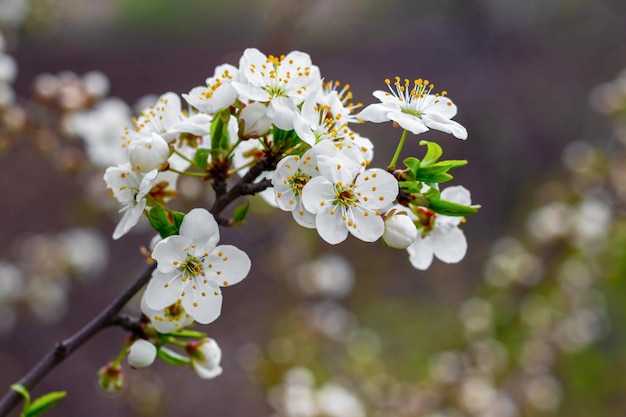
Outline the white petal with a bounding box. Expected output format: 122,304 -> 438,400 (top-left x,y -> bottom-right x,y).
302,176 -> 334,214
316,205 -> 349,244
145,270 -> 181,310
205,244 -> 251,287
432,227 -> 467,263
357,103 -> 394,123
388,111 -> 429,135
267,97 -> 297,130
440,185 -> 471,206
183,281 -> 223,324
423,95 -> 458,119
152,235 -> 189,273
349,208 -> 384,242
291,200 -> 317,229
406,236 -> 434,270
355,168 -> 398,210
113,201 -> 145,240
422,114 -> 467,140
179,208 -> 220,249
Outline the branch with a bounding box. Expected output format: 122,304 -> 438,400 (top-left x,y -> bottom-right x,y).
0,152 -> 281,417
0,263 -> 156,417
210,153 -> 278,216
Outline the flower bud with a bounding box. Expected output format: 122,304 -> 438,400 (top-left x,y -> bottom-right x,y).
383,212 -> 418,249
128,132 -> 170,172
127,339 -> 157,369
239,102 -> 272,138
187,338 -> 223,379
97,362 -> 123,393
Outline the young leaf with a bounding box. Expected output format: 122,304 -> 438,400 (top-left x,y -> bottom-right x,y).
157,346 -> 190,366
11,384 -> 31,414
419,140 -> 443,166
398,181 -> 422,194
210,109 -> 231,154
232,201 -> 250,225
193,148 -> 211,170
24,391 -> 67,417
426,193 -> 480,216
402,157 -> 421,176
148,207 -> 184,238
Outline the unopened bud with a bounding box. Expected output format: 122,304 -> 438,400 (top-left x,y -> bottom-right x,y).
239,102 -> 271,139
129,132 -> 170,172
97,362 -> 123,393
127,339 -> 157,369
187,338 -> 223,379
383,212 -> 418,249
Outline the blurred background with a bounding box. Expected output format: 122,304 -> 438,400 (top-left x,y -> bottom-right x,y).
2,0 -> 626,416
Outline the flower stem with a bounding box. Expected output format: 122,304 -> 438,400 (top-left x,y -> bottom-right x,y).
388,129 -> 408,170
0,263 -> 157,417
168,167 -> 207,178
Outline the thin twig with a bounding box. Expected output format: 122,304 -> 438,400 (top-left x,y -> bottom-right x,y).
0,263 -> 156,417
0,153 -> 279,417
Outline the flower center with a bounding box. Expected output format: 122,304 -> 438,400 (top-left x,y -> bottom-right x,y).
384,76 -> 448,117
164,303 -> 186,321
334,184 -> 357,208
179,253 -> 205,279
288,170 -> 311,196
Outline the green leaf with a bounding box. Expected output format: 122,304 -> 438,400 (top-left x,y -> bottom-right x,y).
398,181 -> 421,194
157,346 -> 190,366
272,126 -> 301,150
148,207 -> 185,238
210,109 -> 232,154
11,384 -> 30,403
426,193 -> 480,217
431,159 -> 468,169
403,157 -> 421,175
419,140 -> 443,166
24,391 -> 67,417
11,384 -> 31,414
232,201 -> 250,225
193,148 -> 211,170
414,171 -> 454,184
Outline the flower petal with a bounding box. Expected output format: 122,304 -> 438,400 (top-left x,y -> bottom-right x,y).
145,269 -> 181,310
316,205 -> 349,244
422,113 -> 467,140
179,209 -> 220,250
302,176 -> 335,214
205,244 -> 252,287
152,235 -> 190,273
432,227 -> 467,263
349,207 -> 384,242
407,236 -> 434,270
388,111 -> 429,135
182,281 -> 223,324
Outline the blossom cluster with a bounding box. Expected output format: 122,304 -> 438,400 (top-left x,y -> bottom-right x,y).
99,47 -> 477,379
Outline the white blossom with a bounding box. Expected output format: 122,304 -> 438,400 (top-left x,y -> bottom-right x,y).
407,185 -> 471,269
358,77 -> 467,139
190,338 -> 223,379
184,64 -> 240,114
145,208 -> 251,324
232,48 -> 322,131
104,164 -> 159,239
302,156 -> 397,244
127,339 -> 157,369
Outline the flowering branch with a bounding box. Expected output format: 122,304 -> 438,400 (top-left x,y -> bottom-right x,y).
0,263 -> 156,417
0,152 -> 277,417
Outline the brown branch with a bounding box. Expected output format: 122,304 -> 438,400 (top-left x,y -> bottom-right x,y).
0,263 -> 156,417
0,152 -> 282,417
